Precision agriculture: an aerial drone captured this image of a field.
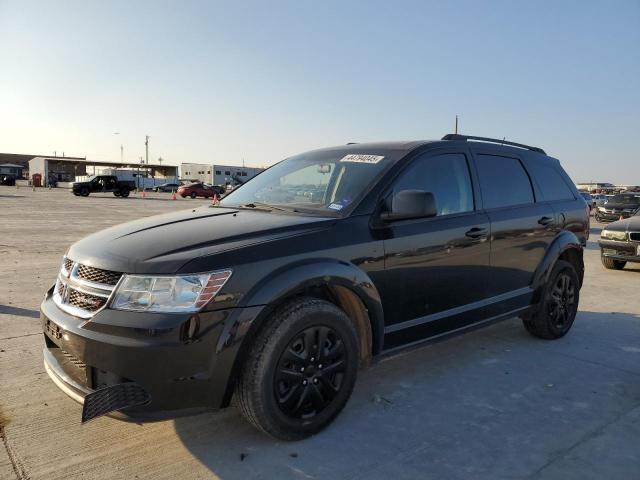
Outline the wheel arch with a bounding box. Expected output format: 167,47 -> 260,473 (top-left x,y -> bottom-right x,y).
531,231 -> 584,305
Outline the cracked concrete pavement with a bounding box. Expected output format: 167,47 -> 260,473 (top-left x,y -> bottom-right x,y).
0,187 -> 639,479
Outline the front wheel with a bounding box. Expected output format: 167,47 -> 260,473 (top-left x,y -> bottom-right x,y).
120,189 -> 130,198
113,191 -> 121,197
80,187 -> 90,197
523,260 -> 580,340
601,256 -> 625,270
190,192 -> 197,199
236,297 -> 359,440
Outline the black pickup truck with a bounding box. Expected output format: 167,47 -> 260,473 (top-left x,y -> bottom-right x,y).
72,175 -> 136,197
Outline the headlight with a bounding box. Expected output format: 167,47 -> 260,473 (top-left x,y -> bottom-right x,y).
597,206 -> 606,212
601,230 -> 627,241
111,270 -> 232,313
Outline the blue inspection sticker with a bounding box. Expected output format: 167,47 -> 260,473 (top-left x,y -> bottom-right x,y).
328,203 -> 344,211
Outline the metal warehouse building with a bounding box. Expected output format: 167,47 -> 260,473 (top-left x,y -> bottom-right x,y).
181,163 -> 263,186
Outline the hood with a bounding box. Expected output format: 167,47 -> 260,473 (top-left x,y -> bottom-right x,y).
67,206 -> 335,274
601,201 -> 640,211
601,215 -> 640,232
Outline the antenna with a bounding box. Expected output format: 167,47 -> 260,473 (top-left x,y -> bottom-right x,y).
455,115 -> 459,134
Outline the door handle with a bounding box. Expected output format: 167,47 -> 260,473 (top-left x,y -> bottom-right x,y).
465,227 -> 488,239
538,216 -> 554,226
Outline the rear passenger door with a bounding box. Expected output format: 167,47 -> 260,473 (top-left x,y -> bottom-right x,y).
472,150 -> 557,303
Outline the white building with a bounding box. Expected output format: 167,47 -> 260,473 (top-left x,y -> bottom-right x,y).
181,163 -> 263,186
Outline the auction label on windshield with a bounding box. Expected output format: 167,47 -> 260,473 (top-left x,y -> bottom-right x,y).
340,154 -> 384,164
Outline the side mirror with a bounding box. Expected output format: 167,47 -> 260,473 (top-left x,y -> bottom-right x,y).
381,189 -> 437,222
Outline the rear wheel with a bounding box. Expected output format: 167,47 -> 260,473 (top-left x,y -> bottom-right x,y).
113,191 -> 121,197
190,192 -> 197,199
523,260 -> 579,340
120,189 -> 130,198
601,256 -> 626,270
236,297 -> 359,440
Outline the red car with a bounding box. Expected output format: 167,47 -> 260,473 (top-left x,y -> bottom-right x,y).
177,183 -> 225,199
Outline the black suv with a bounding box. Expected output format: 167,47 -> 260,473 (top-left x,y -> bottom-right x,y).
594,193 -> 640,222
41,135 -> 588,440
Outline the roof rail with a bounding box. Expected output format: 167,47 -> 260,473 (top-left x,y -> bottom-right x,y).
441,134 -> 546,154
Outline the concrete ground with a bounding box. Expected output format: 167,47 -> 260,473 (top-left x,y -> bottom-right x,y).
0,186 -> 638,480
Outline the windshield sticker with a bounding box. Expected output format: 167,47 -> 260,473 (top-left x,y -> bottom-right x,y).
340,154 -> 384,164
328,203 -> 344,211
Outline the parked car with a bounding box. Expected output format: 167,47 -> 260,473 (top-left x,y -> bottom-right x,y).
580,192 -> 594,212
41,134 -> 587,440
594,193 -> 640,222
0,174 -> 16,186
598,212 -> 640,270
592,194 -> 607,207
177,182 -> 225,199
153,182 -> 181,192
71,175 -> 135,197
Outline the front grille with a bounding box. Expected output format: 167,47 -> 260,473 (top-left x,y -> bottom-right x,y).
629,232 -> 640,242
63,257 -> 74,272
61,349 -> 87,370
68,288 -> 107,312
77,265 -> 122,286
54,258 -> 122,318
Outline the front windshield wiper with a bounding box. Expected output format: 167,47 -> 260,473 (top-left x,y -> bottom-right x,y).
240,202 -> 290,212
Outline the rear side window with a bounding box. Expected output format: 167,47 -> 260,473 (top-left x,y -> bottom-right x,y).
392,153 -> 474,216
475,154 -> 534,209
526,161 -> 575,201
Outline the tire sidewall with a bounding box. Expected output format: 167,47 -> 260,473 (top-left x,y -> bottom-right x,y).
256,304 -> 359,438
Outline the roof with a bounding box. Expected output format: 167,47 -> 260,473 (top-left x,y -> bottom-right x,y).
0,163 -> 25,168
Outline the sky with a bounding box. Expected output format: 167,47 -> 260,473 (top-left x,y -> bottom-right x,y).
0,0 -> 638,183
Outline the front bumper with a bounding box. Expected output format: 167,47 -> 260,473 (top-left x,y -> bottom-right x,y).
41,287 -> 264,420
598,239 -> 640,263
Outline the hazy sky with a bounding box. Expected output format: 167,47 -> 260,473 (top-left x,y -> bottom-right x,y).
1,1 -> 638,183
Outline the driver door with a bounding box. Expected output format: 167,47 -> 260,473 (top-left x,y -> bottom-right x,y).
379,150 -> 492,349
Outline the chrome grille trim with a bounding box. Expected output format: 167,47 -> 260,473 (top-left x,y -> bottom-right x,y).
53,258 -> 122,319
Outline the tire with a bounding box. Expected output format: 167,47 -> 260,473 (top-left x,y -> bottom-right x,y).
80,187 -> 89,197
236,297 -> 359,440
181,194 -> 186,198
73,192 -> 80,196
120,189 -> 130,198
523,260 -> 580,340
113,191 -> 121,197
601,256 -> 626,270
190,192 -> 197,199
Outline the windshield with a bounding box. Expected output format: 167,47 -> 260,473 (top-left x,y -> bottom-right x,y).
607,194 -> 640,205
220,149 -> 398,215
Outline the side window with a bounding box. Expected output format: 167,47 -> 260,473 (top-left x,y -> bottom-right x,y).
393,153 -> 474,216
475,154 -> 534,209
526,161 -> 575,201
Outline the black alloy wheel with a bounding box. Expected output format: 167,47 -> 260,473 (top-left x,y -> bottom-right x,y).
236,297 -> 359,440
522,260 -> 580,339
274,325 -> 347,420
547,272 -> 577,331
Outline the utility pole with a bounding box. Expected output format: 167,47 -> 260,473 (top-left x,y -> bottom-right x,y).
145,135 -> 150,164
120,145 -> 124,163
455,115 -> 459,134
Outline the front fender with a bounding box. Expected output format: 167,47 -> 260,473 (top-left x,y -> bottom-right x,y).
531,230 -> 583,303
209,259 -> 385,407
